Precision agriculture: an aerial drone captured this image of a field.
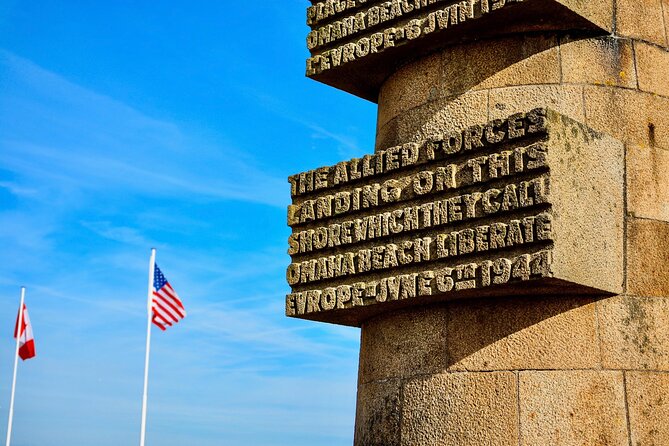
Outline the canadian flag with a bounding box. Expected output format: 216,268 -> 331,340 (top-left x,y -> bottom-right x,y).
14,303 -> 35,360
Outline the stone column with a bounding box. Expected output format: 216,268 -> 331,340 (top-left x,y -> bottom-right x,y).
292,2 -> 669,445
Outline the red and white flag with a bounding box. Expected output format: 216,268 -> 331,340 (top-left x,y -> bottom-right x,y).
151,264 -> 186,331
14,303 -> 35,360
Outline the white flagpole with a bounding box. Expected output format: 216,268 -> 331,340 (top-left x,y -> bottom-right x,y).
6,286 -> 26,446
140,249 -> 156,446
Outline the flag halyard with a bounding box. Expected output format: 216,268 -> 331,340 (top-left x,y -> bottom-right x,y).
13,303 -> 35,361
151,264 -> 186,331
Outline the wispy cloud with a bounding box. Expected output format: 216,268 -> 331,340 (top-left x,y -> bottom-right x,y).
0,41 -> 362,446
80,221 -> 151,246
241,86 -> 368,158
0,180 -> 37,197
0,50 -> 288,208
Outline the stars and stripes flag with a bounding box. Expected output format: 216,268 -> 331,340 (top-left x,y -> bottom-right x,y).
151,264 -> 186,330
140,254 -> 187,446
14,303 -> 35,360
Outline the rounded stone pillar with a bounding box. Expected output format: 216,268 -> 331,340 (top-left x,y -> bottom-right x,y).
291,2 -> 669,445
353,21 -> 669,446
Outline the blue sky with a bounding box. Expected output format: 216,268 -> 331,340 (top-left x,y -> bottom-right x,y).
0,2 -> 376,445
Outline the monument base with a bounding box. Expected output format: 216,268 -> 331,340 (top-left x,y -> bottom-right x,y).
354,25 -> 669,446
355,293 -> 669,445
290,2 -> 669,444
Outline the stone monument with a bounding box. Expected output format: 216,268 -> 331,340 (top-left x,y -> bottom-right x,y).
287,1 -> 669,444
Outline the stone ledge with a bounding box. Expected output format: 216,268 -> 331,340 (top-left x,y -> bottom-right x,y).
306,0 -> 608,101
286,110 -> 624,326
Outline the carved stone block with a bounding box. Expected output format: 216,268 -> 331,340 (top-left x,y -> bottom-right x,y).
305,0 -> 614,100
285,109 -> 624,326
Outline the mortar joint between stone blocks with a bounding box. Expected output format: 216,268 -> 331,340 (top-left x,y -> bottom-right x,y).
623,144 -> 629,294
515,370 -> 522,446
631,40 -> 641,91
622,370 -> 634,446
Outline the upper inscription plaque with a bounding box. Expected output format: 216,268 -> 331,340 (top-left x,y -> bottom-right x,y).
286,110 -> 624,326
305,0 -> 611,100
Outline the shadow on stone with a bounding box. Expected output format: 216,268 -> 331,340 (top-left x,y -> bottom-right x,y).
359,294 -> 607,383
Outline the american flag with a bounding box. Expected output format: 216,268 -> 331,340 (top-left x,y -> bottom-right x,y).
152,264 -> 186,330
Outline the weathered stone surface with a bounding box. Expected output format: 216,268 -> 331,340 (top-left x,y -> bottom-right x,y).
627,218 -> 669,297
359,296 -> 601,381
354,379 -> 401,446
616,0 -> 668,47
286,110 -> 624,326
377,53 -> 441,130
445,35 -> 560,95
542,113 -> 624,292
557,0 -> 614,31
401,372 -> 518,446
305,0 -> 609,101
635,41 -> 669,98
664,0 -> 669,47
445,296 -> 600,371
598,295 -> 669,370
626,372 -> 669,446
295,3 -> 669,445
584,86 -> 669,150
359,306 -> 448,383
560,36 -> 637,88
519,370 -> 628,446
378,35 -> 562,128
489,85 -> 585,122
627,144 -> 669,222
379,90 -> 489,147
